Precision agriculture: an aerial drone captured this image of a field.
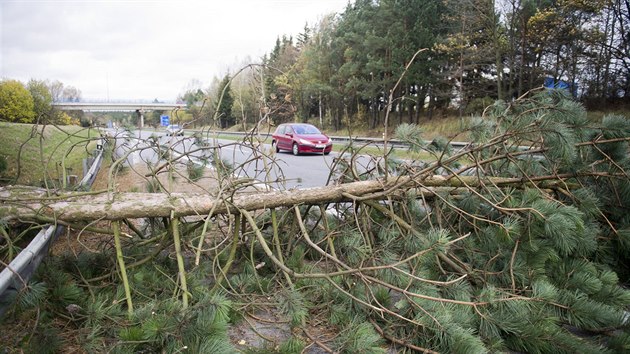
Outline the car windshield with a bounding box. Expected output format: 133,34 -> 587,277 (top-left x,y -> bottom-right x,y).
293,125 -> 321,135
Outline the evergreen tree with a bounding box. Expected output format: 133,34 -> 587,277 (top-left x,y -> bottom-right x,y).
216,74 -> 234,128
263,36 -> 299,124
296,23 -> 311,50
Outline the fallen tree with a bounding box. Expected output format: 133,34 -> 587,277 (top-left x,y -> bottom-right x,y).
0,174 -> 585,222
2,90 -> 630,353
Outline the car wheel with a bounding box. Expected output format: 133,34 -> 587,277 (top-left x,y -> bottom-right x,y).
272,140 -> 279,153
292,143 -> 300,156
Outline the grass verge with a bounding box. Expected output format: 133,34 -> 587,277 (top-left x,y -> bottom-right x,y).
0,122 -> 99,186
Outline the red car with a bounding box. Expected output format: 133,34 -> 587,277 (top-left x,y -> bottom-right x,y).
271,123 -> 333,155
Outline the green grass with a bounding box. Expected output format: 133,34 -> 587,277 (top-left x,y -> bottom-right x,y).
329,115 -> 469,140
0,122 -> 99,186
338,144 -> 438,161
586,109 -> 630,122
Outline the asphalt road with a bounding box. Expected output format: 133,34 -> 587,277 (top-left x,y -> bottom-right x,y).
112,129 -> 342,189
217,140 -> 337,189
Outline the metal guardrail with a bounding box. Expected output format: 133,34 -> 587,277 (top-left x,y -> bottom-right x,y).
196,130 -> 471,150
194,130 -> 544,163
0,139 -> 106,316
78,142 -> 105,187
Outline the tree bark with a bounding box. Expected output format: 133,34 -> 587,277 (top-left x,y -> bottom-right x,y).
1,179 -> 410,222
0,174 -> 577,223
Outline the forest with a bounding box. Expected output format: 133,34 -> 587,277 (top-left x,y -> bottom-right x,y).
177,0 -> 630,131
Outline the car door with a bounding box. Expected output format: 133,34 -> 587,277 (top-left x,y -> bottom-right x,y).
281,125 -> 294,150
273,125 -> 284,149
275,125 -> 288,150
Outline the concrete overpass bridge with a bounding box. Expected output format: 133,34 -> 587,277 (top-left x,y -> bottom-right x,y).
52,101 -> 186,112
52,101 -> 187,128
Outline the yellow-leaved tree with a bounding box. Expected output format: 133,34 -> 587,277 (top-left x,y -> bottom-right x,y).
0,79 -> 35,123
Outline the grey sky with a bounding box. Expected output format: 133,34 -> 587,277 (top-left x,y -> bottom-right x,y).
1,0 -> 349,101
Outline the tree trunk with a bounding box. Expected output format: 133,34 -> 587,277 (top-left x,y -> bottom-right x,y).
1,175 -> 574,223
319,92 -> 323,127
415,87 -> 426,124
397,86 -> 404,125
518,15 -> 526,97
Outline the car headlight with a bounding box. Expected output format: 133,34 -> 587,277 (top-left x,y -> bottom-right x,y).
299,139 -> 312,145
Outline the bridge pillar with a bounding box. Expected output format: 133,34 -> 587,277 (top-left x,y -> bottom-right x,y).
136,109 -> 145,129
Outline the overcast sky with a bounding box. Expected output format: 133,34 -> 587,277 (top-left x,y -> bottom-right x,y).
1,0 -> 350,101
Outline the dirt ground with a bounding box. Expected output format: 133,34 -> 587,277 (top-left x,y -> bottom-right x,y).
91,159 -> 221,194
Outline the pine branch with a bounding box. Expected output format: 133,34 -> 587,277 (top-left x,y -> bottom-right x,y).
370,319 -> 437,354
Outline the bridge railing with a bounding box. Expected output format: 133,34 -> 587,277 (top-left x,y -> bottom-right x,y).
54,99 -> 184,104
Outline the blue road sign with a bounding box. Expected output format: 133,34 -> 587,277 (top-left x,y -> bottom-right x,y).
544,77 -> 577,96
160,115 -> 170,126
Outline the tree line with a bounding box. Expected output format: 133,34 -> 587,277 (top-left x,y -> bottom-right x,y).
181,0 -> 629,131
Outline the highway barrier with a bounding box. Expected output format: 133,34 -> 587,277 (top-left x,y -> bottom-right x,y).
0,137 -> 106,316
195,130 -> 471,151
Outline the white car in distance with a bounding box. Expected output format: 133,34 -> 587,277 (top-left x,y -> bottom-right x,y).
165,124 -> 184,136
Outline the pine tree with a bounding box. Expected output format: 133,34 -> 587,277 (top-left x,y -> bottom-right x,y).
216,74 -> 234,128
